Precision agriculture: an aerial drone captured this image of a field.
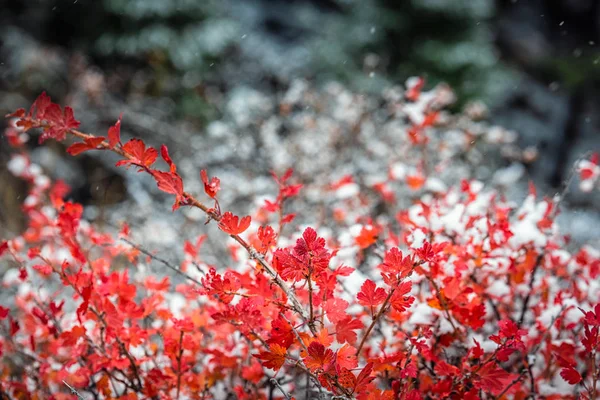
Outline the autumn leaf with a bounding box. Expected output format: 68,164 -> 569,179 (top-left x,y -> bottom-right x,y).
107,114 -> 122,149
335,317 -> 363,345
355,225 -> 379,249
151,170 -> 185,211
201,169 -> 220,199
77,284 -> 93,323
255,343 -> 287,371
66,136 -> 106,156
268,316 -> 295,349
337,367 -> 357,389
381,247 -> 413,278
389,281 -> 414,313
0,306 -> 9,319
218,212 -> 251,235
475,362 -> 514,394
115,138 -> 158,170
0,241 -> 8,257
323,297 -> 349,324
39,104 -> 80,143
357,279 -> 387,312
32,264 -> 53,276
304,342 -> 335,372
560,368 -> 582,385
354,362 -> 375,394
336,343 -> 358,370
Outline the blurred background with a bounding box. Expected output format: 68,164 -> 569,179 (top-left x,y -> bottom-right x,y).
1,0 -> 599,247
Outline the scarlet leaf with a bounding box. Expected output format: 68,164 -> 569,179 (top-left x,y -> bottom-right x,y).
281,213 -> 296,224
201,169 -> 220,199
268,316 -> 295,349
355,362 -> 375,393
304,342 -> 335,372
255,343 -> 287,371
39,104 -> 80,143
0,306 -> 9,319
218,212 -> 251,235
357,279 -> 387,310
151,171 -> 185,211
560,368 -> 582,385
335,317 -> 363,345
0,241 -> 8,257
390,281 -> 414,313
77,284 -> 93,323
337,368 -> 357,389
115,138 -> 158,170
336,343 -> 358,369
32,264 -> 53,276
475,363 -> 514,394
257,225 -> 277,253
160,144 -> 177,173
323,297 -> 349,324
381,247 -> 413,278
107,114 -> 122,149
66,136 -> 106,156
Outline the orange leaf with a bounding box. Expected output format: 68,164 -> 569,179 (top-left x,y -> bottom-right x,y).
255,343 -> 287,371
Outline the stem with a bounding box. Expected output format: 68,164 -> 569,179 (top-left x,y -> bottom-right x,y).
270,379 -> 292,400
426,276 -> 458,332
356,288 -> 395,356
307,273 -> 315,331
176,330 -> 184,400
518,253 -> 543,327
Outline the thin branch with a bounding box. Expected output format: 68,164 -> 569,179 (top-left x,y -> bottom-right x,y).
176,330 -> 184,400
121,238 -> 203,285
63,381 -> 85,400
356,288 -> 395,356
270,379 -> 292,400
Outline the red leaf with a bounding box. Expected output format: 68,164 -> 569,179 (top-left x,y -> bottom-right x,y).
218,212 -> 251,235
355,362 -> 375,393
49,300 -> 64,315
0,241 -> 8,257
381,247 -> 413,278
560,368 -> 582,385
475,363 -> 514,394
115,139 -> 158,170
257,225 -> 277,253
160,144 -> 177,173
0,306 -> 9,319
268,316 -> 295,349
336,343 -> 358,370
335,317 -> 363,345
390,281 -> 414,313
32,264 -> 53,276
255,343 -> 287,371
201,170 -> 220,199
66,136 -> 106,156
151,171 -> 185,211
281,213 -> 296,224
357,279 -> 387,309
323,297 -> 349,324
39,104 -> 80,143
304,342 -> 335,372
31,92 -> 52,120
77,284 -> 93,323
107,114 -> 122,149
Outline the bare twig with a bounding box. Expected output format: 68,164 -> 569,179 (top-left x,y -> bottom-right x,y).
270,379 -> 292,400
121,237 -> 203,285
63,380 -> 85,400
